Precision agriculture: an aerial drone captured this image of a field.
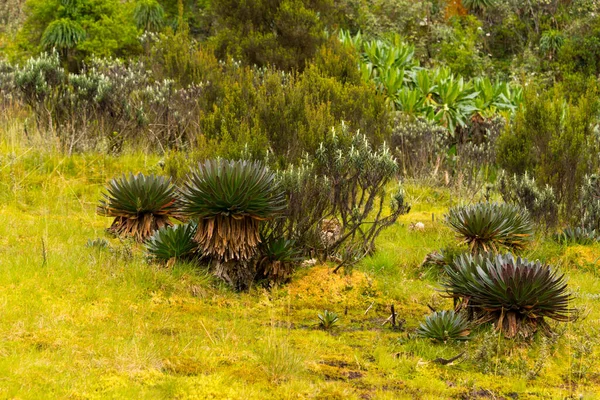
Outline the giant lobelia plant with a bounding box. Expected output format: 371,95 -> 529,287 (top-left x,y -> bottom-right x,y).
416,310 -> 471,342
443,253 -> 576,338
446,202 -> 533,254
179,159 -> 286,289
339,30 -> 522,137
97,173 -> 179,241
133,0 -> 165,32
145,221 -> 198,265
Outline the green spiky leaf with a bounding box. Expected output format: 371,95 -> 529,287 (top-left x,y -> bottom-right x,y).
317,310 -> 339,330
443,253 -> 575,337
134,0 -> 165,31
416,310 -> 471,342
97,173 -> 179,241
179,159 -> 286,219
179,159 -> 286,261
446,202 -> 533,254
145,222 -> 198,262
553,227 -> 598,245
41,19 -> 86,51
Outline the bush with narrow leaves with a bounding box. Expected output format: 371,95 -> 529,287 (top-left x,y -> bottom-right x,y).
267,126 -> 410,266
462,0 -> 495,12
446,202 -> 533,254
443,253 -> 575,338
97,173 -> 178,241
497,171 -> 559,229
41,18 -> 86,52
416,310 -> 471,342
134,0 -> 165,32
579,174 -> 600,232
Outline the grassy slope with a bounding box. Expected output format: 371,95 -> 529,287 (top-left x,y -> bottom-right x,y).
1,138 -> 600,399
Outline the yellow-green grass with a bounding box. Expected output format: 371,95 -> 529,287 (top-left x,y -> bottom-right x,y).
1,138 -> 600,398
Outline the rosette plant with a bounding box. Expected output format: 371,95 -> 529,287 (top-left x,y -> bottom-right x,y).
179,159 -> 286,263
446,202 -> 533,254
443,253 -> 575,338
41,18 -> 86,53
416,310 -> 471,342
463,0 -> 495,12
145,222 -> 198,265
553,227 -> 598,245
257,237 -> 302,284
134,0 -> 165,32
97,173 -> 179,241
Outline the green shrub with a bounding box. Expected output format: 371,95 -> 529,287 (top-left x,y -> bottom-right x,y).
391,115 -> 447,178
267,125 -> 410,263
416,310 -> 471,342
557,19 -> 600,78
579,174 -> 600,232
431,16 -> 491,78
17,0 -> 141,64
265,162 -> 333,256
443,253 -> 575,338
497,171 -> 559,229
5,35 -> 391,158
97,173 -> 179,241
209,0 -> 331,71
497,83 -> 599,214
446,202 -> 533,254
339,0 -> 429,41
11,51 -> 65,116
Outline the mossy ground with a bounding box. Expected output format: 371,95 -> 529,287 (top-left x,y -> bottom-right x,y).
1,138 -> 600,399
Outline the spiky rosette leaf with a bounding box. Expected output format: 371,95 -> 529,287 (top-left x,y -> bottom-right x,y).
463,0 -> 495,11
258,237 -> 302,283
443,253 -> 575,338
179,159 -> 286,261
41,19 -> 86,51
317,310 -> 339,331
134,0 -> 165,32
446,203 -> 533,254
553,227 -> 599,245
145,222 -> 198,264
261,238 -> 302,264
97,173 -> 178,241
416,310 -> 471,342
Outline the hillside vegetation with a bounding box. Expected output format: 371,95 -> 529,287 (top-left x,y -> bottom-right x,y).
2,0 -> 600,398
